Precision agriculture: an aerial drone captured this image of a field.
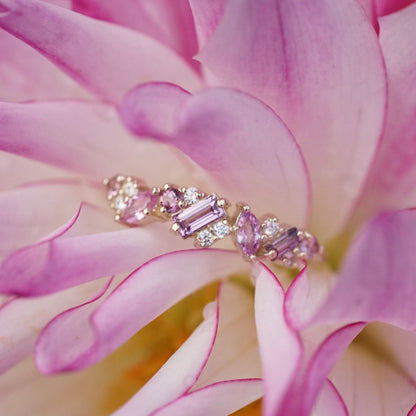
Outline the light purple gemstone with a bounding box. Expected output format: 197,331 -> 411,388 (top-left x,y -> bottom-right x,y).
265,227 -> 300,259
172,194 -> 225,238
121,191 -> 157,225
160,188 -> 183,214
299,235 -> 319,259
236,212 -> 261,256
106,175 -> 122,198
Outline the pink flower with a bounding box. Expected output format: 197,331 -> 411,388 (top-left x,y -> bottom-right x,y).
0,0 -> 415,415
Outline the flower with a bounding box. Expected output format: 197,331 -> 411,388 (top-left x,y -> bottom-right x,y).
0,0 -> 416,415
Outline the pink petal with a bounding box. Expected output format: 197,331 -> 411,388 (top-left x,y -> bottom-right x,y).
0,30 -> 89,101
0,277 -> 110,374
278,323 -> 364,416
192,282 -> 262,389
330,335 -> 416,415
198,0 -> 387,239
72,0 -> 199,69
253,263 -> 302,416
409,403 -> 416,416
120,84 -> 311,226
311,209 -> 416,330
188,0 -> 226,47
112,295 -> 220,416
285,266 -> 338,329
374,0 -> 416,16
354,4 -> 416,222
35,250 -> 246,373
0,100 -> 141,178
0,0 -> 201,103
314,380 -> 348,416
151,379 -> 263,416
0,203 -> 180,296
0,180 -> 102,257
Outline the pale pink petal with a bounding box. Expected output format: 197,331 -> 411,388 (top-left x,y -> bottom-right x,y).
121,85 -> 311,226
35,250 -> 246,373
311,209 -> 416,330
356,0 -> 378,29
112,296 -> 219,416
0,100 -> 140,178
285,266 -> 338,329
188,0 -> 226,47
354,4 -> 416,222
313,380 -> 348,416
0,30 -> 89,101
253,263 -> 302,416
409,403 -> 416,416
151,379 -> 263,416
199,0 -> 387,239
0,0 -> 201,103
330,337 -> 416,415
278,323 -> 364,416
192,282 -> 262,389
0,181 -> 102,257
0,152 -> 71,191
0,277 -> 110,374
0,203 -> 181,296
72,0 -> 198,68
0,99 -> 206,185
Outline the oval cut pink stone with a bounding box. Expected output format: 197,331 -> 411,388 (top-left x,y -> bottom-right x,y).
236,212 -> 261,256
160,188 -> 183,213
121,191 -> 157,225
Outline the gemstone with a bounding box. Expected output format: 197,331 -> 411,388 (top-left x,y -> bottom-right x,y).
120,191 -> 158,225
265,227 -> 300,260
298,235 -> 320,259
172,194 -> 225,238
263,218 -> 280,237
197,229 -> 215,247
236,212 -> 261,256
107,175 -> 122,198
122,181 -> 138,197
160,187 -> 183,213
184,187 -> 200,205
114,195 -> 127,211
212,222 -> 230,239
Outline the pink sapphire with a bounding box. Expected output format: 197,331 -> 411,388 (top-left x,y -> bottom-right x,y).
236,212 -> 261,256
265,227 -> 300,260
172,194 -> 225,238
106,175 -> 122,198
121,191 -> 157,225
299,235 -> 319,259
160,188 -> 183,213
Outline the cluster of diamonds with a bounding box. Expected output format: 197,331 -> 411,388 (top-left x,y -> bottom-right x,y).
105,175 -> 322,268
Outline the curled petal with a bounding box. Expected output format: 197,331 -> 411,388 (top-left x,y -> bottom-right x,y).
120,84 -> 311,227
35,250 -> 246,373
199,0 -> 387,239
0,277 -> 110,374
0,0 -> 201,102
313,380 -> 348,416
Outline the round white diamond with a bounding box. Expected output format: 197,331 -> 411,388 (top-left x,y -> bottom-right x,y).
263,218 -> 280,236
114,195 -> 127,211
184,187 -> 200,205
122,181 -> 138,197
212,222 -> 230,239
197,229 -> 215,247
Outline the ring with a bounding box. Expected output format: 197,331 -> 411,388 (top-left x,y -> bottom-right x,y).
104,175 -> 324,268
